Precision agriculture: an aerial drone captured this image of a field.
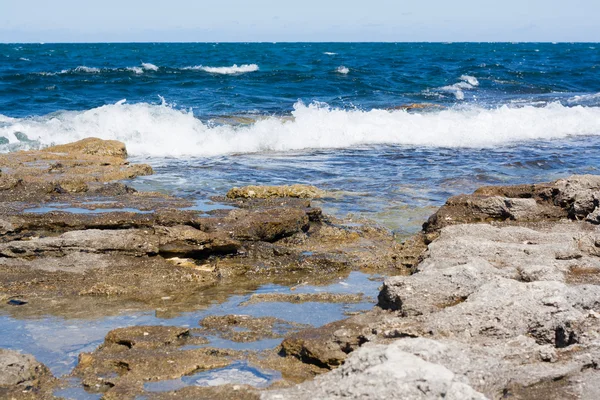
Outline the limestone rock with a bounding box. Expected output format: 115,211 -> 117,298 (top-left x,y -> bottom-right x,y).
227,184 -> 326,199
0,349 -> 52,387
264,339 -> 487,400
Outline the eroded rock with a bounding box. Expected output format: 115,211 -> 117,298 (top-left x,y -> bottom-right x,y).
227,185 -> 326,199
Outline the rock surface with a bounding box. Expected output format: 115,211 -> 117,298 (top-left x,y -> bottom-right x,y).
227,184 -> 326,199
266,175 -> 600,400
0,139 -> 401,399
0,349 -> 54,399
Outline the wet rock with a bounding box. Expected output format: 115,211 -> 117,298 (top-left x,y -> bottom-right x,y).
0,138 -> 153,204
104,326 -> 200,350
224,207 -> 310,242
0,229 -> 160,257
199,315 -> 309,342
227,185 -> 326,199
74,326 -> 232,397
157,225 -> 241,257
240,292 -> 367,306
279,315 -> 374,369
43,138 -> 127,158
146,384 -> 260,400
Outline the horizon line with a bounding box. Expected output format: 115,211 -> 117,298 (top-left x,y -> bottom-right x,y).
2,40 -> 599,44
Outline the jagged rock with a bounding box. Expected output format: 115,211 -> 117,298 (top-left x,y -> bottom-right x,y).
0,349 -> 52,387
199,315 -> 309,342
227,184 -> 326,199
103,326 -> 196,350
224,207 -> 310,242
279,314 -> 375,369
264,339 -> 487,400
157,225 -> 241,256
43,137 -> 128,158
0,229 -> 159,257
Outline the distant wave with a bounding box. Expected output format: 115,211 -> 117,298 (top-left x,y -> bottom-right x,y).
324,52 -> 337,56
126,67 -> 144,74
73,66 -> 101,73
2,101 -> 600,157
141,62 -> 159,71
336,66 -> 350,74
432,75 -> 479,100
37,63 -> 161,76
183,64 -> 259,75
34,62 -> 259,76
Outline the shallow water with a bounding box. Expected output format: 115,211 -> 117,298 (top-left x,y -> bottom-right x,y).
130,135 -> 600,234
143,361 -> 281,392
0,272 -> 379,378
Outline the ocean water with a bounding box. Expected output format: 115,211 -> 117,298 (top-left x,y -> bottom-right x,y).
2,42 -> 600,232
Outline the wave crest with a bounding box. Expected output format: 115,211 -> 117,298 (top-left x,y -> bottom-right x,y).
1,101 -> 600,156
183,64 -> 259,75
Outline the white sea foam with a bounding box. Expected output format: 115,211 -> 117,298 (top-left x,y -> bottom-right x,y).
19,57 -> 31,61
141,62 -> 159,71
184,64 -> 259,75
459,75 -> 479,86
324,52 -> 337,55
568,92 -> 600,105
73,66 -> 101,73
126,67 -> 144,74
436,75 -> 479,100
336,66 -> 350,74
1,101 -> 600,156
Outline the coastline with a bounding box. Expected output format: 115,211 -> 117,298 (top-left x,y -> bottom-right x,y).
1,139 -> 600,399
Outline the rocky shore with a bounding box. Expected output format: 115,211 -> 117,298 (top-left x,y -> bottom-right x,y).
2,139 -> 600,399
0,139 -> 399,399
265,175 -> 600,400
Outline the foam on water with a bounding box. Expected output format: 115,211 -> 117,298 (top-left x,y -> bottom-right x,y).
72,66 -> 101,74
141,62 -> 159,71
126,66 -> 144,74
435,75 -> 480,100
336,66 -> 350,74
1,100 -> 600,157
183,64 -> 259,75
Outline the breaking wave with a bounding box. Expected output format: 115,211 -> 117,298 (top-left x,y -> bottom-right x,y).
183,64 -> 259,75
433,75 -> 480,100
1,101 -> 600,157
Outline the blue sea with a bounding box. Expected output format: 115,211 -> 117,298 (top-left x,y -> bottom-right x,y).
2,42 -> 600,233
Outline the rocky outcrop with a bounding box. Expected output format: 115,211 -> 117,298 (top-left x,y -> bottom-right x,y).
0,137 -> 153,198
264,339 -> 487,400
227,184 -> 326,199
268,175 -> 600,400
0,139 -> 400,322
0,349 -> 54,399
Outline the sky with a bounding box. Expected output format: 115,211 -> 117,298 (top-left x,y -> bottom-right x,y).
1,0 -> 599,42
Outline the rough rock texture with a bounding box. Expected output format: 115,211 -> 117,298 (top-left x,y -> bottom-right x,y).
199,315 -> 310,342
227,185 -> 326,199
0,140 -> 400,320
0,139 -> 403,398
0,349 -> 54,399
264,340 -> 487,400
268,175 -> 600,400
0,349 -> 52,387
0,137 -> 153,198
73,326 -> 229,398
